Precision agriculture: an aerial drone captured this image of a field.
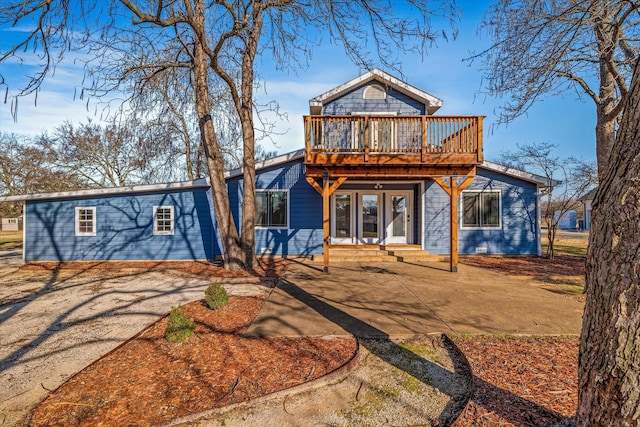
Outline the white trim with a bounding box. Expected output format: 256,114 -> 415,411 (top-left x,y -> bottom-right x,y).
459,190 -> 502,230
153,205 -> 175,236
254,189 -> 289,230
0,178 -> 210,203
226,149 -> 304,179
22,207 -> 26,263
75,207 -> 97,236
481,161 -> 559,188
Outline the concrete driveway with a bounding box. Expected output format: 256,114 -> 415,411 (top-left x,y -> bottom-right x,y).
247,259 -> 585,337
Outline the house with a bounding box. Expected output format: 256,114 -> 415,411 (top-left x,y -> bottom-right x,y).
579,188 -> 597,231
1,214 -> 23,231
0,69 -> 551,271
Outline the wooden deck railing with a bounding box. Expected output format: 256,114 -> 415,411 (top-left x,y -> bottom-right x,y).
304,115 -> 483,166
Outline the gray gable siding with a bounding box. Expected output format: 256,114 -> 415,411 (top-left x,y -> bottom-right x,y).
24,188 -> 216,262
224,159 -> 323,257
323,85 -> 425,115
423,169 -> 538,255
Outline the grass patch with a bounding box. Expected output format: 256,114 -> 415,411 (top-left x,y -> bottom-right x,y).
542,243 -> 587,257
0,231 -> 22,250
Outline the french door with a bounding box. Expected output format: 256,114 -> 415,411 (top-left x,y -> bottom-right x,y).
331,191 -> 411,245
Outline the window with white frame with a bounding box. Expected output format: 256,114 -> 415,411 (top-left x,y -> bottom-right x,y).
461,191 -> 501,228
153,206 -> 174,235
255,190 -> 288,228
75,207 -> 96,236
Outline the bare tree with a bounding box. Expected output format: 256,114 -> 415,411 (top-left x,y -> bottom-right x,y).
0,132 -> 84,215
500,142 -> 597,259
1,0 -> 458,270
471,0 -> 640,178
41,117 -> 176,187
577,56 -> 640,426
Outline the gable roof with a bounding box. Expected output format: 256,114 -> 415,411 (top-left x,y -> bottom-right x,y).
309,68 -> 443,115
579,187 -> 598,202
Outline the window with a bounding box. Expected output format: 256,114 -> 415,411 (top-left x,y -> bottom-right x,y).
75,207 -> 96,236
363,84 -> 387,100
8,219 -> 16,224
461,191 -> 501,228
255,190 -> 288,228
153,206 -> 174,235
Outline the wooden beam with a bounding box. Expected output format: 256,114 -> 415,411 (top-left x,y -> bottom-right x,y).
305,176 -> 323,195
306,165 -> 477,178
322,173 -> 330,273
328,177 -> 347,195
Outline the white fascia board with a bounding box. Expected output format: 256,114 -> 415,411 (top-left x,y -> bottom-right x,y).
0,178 -> 211,203
309,68 -> 443,114
225,149 -> 304,179
481,161 -> 562,188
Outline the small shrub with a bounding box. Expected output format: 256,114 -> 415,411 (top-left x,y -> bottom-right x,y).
204,282 -> 229,310
165,308 -> 196,343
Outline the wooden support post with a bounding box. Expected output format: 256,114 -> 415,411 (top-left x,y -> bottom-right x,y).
433,174 -> 475,273
322,171 -> 330,273
450,177 -> 459,272
306,174 -> 348,273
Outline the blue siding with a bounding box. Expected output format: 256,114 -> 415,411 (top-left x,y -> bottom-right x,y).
225,159 -> 324,256
323,85 -> 425,115
25,188 -> 215,262
423,169 -> 538,255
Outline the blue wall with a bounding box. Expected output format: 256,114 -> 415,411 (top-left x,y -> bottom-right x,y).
225,159 -> 324,257
423,169 -> 538,255
25,188 -> 216,262
323,85 -> 425,115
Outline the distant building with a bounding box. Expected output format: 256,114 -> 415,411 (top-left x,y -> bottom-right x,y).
1,214 -> 23,231
579,188 -> 597,231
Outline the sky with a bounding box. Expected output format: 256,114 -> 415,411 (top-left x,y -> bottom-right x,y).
0,1 -> 597,164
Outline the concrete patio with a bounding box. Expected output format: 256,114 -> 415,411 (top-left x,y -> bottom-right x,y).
247,259 -> 584,338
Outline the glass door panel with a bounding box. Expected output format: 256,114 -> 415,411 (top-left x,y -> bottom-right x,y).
360,194 -> 380,243
332,193 -> 352,243
391,195 -> 406,237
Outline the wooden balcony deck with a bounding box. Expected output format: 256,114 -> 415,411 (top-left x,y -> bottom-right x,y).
304,115 -> 483,177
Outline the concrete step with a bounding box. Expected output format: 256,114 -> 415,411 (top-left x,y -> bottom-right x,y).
310,246 -> 442,263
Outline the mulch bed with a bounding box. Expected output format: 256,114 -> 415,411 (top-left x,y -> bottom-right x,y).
28,296 -> 357,427
451,335 -> 578,426
461,255 -> 585,279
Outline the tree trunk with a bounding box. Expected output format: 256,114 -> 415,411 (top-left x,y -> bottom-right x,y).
191,16 -> 245,271
577,58 -> 640,425
594,13 -> 620,181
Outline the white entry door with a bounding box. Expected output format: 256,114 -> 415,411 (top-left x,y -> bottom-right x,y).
385,192 -> 411,244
